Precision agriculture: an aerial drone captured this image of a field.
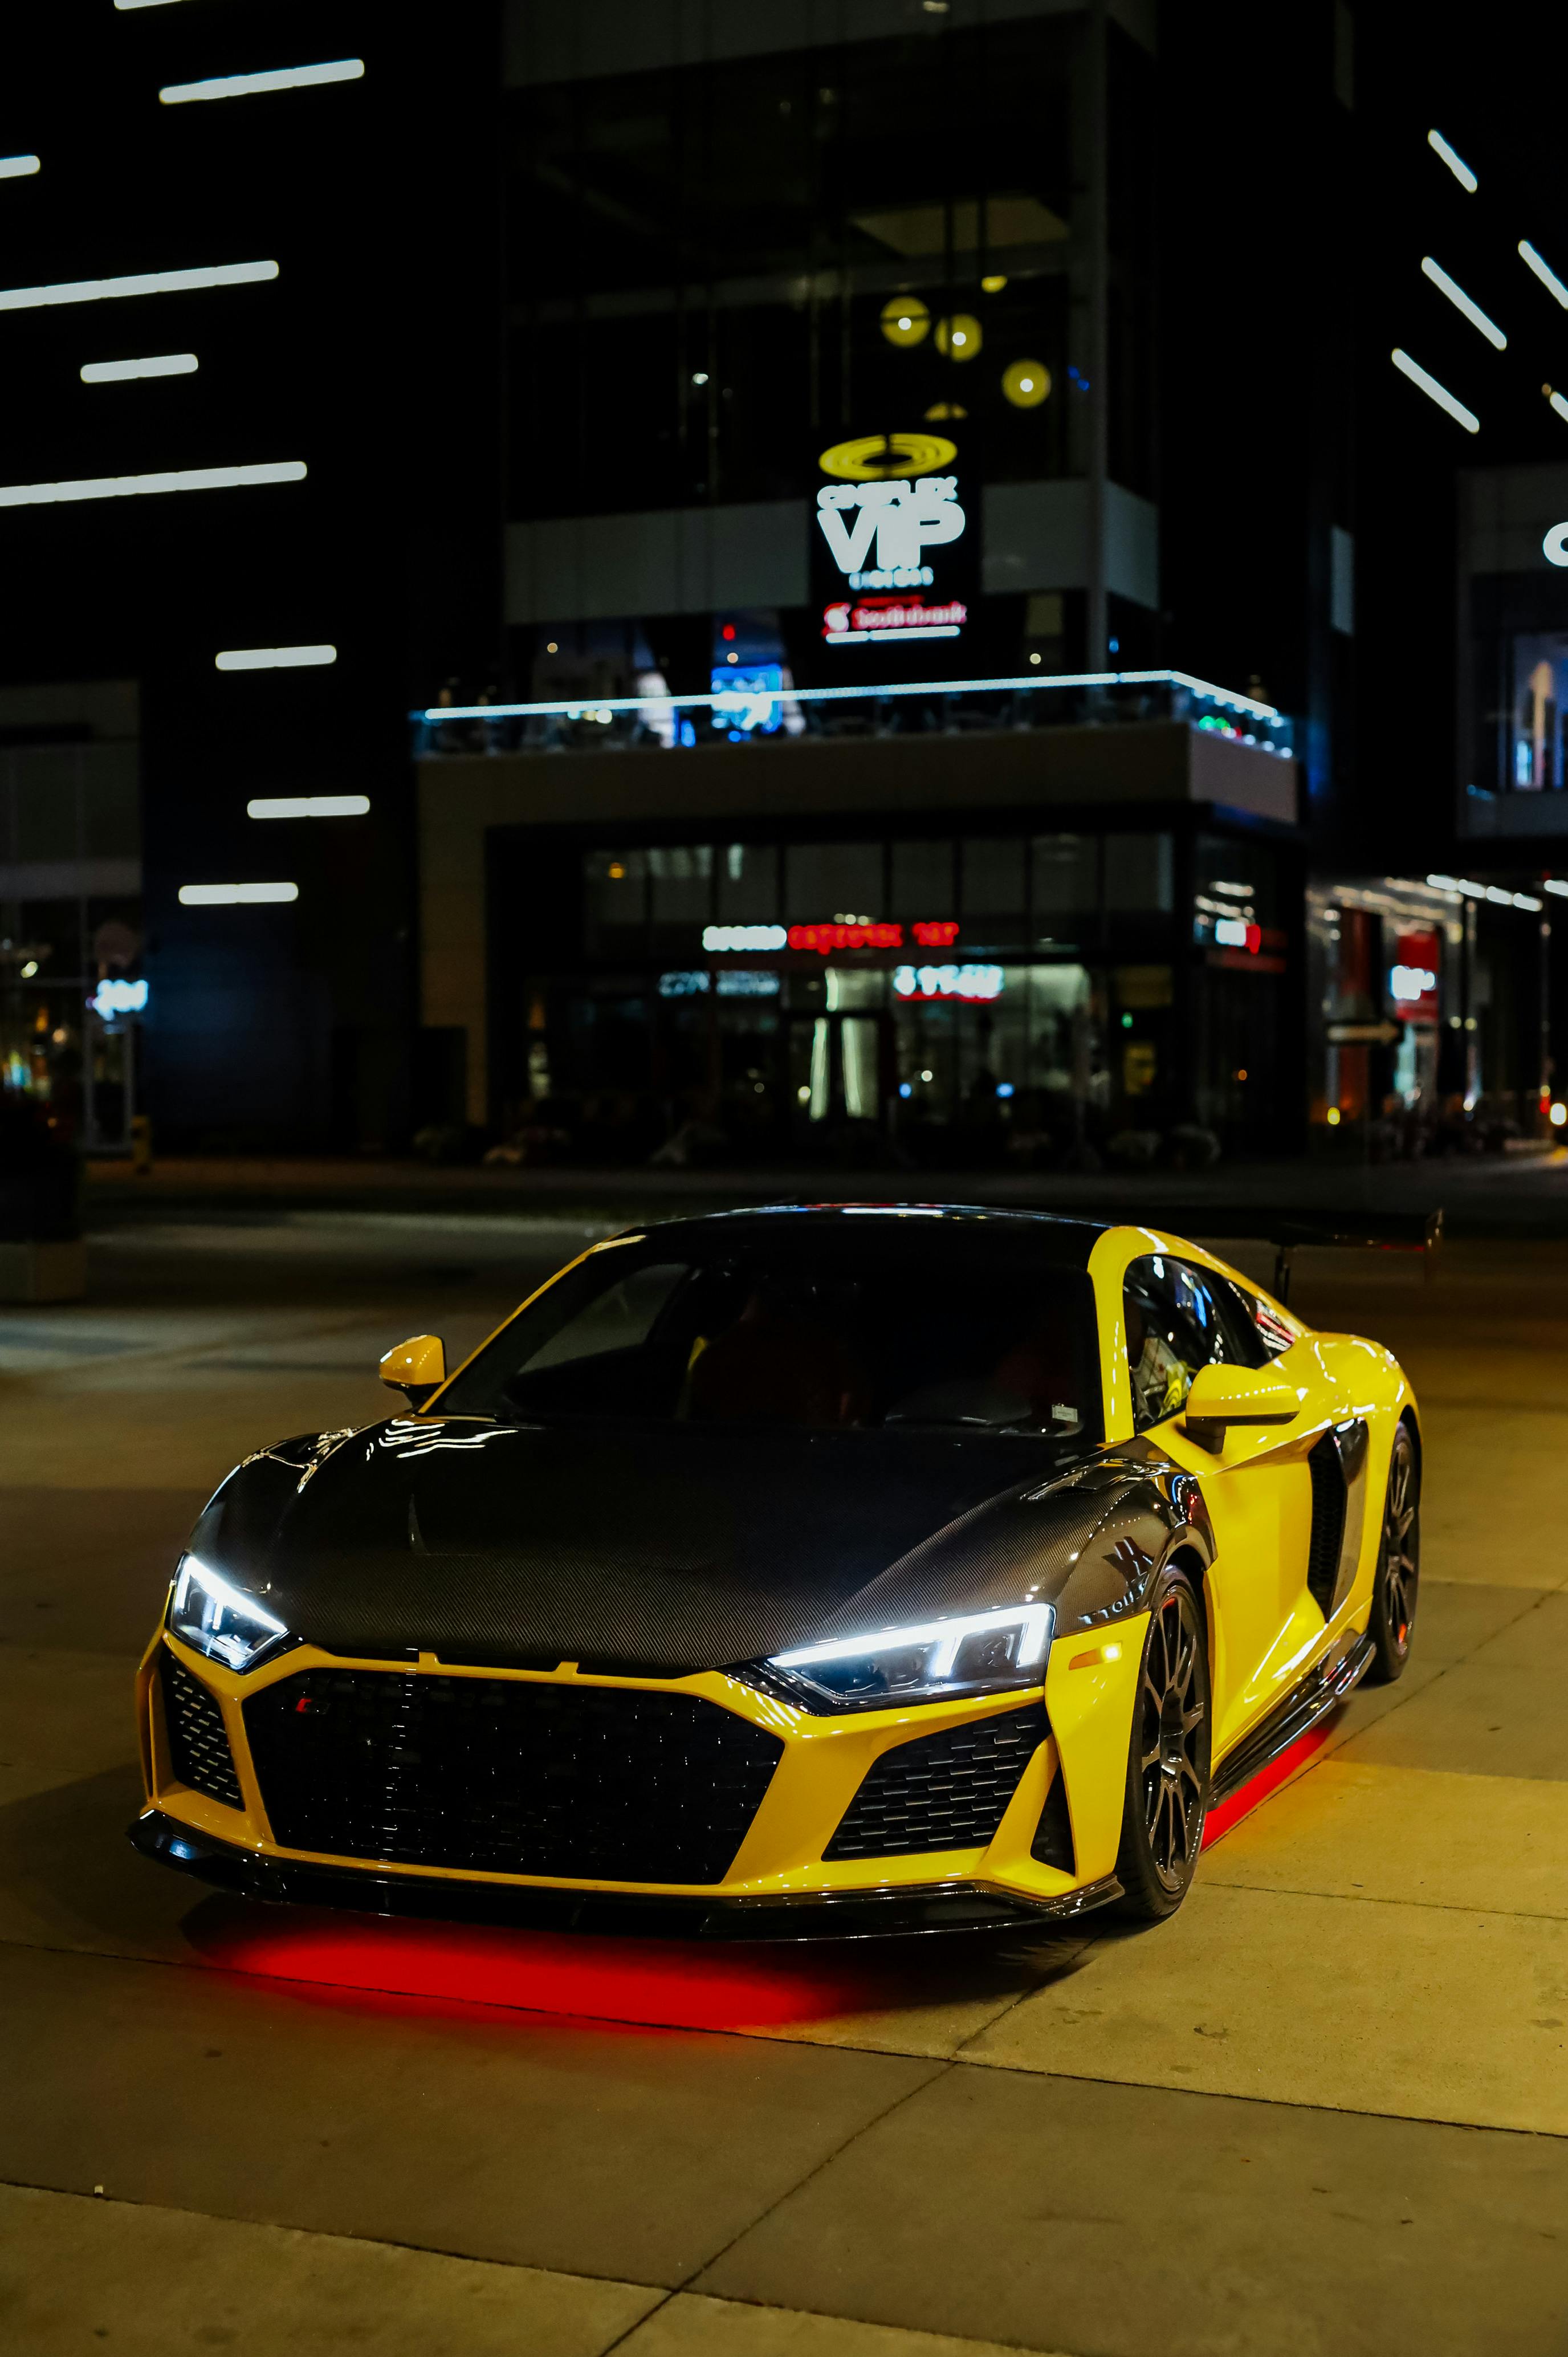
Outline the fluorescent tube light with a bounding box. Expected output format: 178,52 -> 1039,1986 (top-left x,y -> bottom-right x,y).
82,353 -> 198,384
1427,129 -> 1477,192
160,60 -> 365,105
215,645 -> 336,671
0,259 -> 276,314
1549,390 -> 1568,426
1520,241 -> 1568,309
0,461 -> 305,508
178,882 -> 299,905
0,156 -> 40,180
1391,348 -> 1478,433
247,796 -> 370,819
1420,258 -> 1506,348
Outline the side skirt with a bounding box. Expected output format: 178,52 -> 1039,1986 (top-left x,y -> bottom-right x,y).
1210,1631 -> 1375,1808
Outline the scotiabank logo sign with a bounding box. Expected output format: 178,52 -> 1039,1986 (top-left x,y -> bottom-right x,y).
812,433 -> 977,648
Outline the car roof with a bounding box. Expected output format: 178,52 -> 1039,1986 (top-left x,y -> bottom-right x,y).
613,1203 -> 1112,1269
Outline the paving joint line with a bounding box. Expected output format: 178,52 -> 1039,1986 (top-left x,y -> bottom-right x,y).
6,1927 -> 1566,2141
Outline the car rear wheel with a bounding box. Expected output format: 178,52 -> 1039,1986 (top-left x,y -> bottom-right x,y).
1366,1422 -> 1419,1684
1114,1566 -> 1211,1921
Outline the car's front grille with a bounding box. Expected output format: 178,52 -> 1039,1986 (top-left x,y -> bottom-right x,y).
824,1703 -> 1048,1860
161,1651 -> 243,1809
243,1667 -> 784,1884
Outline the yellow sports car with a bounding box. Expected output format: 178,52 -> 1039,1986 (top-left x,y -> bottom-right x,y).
132,1205 -> 1425,1936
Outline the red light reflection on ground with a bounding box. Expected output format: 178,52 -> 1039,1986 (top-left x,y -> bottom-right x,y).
196,1911 -> 868,2032
1202,1724 -> 1330,1850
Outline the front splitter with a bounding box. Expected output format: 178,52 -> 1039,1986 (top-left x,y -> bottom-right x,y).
128,1809 -> 1122,1943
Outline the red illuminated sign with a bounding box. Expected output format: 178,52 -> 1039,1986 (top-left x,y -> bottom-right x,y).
785,919 -> 960,955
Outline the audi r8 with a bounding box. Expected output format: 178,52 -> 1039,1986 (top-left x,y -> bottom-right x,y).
132,1205 -> 1424,1935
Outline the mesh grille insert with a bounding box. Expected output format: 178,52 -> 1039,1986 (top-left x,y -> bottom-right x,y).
244,1668 -> 783,1885
824,1703 -> 1048,1861
161,1651 -> 243,1809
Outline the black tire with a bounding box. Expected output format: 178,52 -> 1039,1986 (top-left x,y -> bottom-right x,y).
1114,1565 -> 1211,1922
1366,1421 -> 1420,1684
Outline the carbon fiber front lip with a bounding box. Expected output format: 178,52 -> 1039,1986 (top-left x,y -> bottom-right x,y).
127,1810 -> 1122,1942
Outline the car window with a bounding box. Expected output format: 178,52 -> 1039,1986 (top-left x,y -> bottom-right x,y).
1123,1255 -> 1260,1431
519,1262 -> 688,1372
438,1231 -> 1102,1438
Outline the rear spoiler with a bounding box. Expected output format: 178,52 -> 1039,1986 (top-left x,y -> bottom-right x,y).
1172,1207 -> 1443,1305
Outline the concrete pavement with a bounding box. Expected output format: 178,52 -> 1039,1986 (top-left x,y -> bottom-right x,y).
3,1214 -> 1568,2354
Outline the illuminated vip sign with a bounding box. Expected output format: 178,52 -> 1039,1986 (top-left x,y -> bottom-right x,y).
812,433 -> 978,646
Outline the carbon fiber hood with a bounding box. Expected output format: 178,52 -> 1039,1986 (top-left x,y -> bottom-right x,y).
199,1415 -> 1146,1675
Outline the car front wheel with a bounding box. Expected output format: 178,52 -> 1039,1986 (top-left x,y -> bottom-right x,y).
1366,1422 -> 1419,1684
1114,1565 -> 1211,1921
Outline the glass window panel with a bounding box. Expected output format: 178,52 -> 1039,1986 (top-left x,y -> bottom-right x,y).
960,838 -> 1027,944
648,844 -> 712,926
1032,836 -> 1098,937
1104,833 -> 1172,913
717,842 -> 779,922
14,750 -> 81,863
784,842 -> 883,922
584,849 -> 647,956
891,838 -> 954,919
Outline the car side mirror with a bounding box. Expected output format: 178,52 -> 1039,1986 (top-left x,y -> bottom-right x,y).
380,1333 -> 447,1411
1183,1362 -> 1299,1454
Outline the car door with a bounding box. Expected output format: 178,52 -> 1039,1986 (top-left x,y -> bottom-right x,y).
1120,1250 -> 1334,1760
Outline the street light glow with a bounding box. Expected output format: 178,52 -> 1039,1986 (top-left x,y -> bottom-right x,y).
160,59 -> 365,105
1391,348 -> 1479,433
1421,258 -> 1506,349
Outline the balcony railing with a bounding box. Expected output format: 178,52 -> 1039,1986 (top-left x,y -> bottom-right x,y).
412,668 -> 1295,761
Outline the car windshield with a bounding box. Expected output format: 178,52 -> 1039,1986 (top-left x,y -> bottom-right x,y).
437,1222 -> 1102,1440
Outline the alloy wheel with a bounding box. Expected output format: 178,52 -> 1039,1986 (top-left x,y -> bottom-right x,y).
1137,1589 -> 1207,1887
1382,1440 -> 1419,1653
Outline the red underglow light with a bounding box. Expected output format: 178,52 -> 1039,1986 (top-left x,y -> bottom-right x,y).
193,1913 -> 871,2032
1202,1723 -> 1330,1849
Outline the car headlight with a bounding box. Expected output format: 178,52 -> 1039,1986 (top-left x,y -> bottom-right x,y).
168,1555 -> 294,1673
766,1602 -> 1054,1711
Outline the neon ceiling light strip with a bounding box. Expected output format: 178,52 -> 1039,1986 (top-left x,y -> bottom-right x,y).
160,60 -> 364,105
0,259 -> 276,314
82,353 -> 197,382
422,667 -> 1284,726
1427,129 -> 1477,192
0,156 -> 40,180
1420,257 -> 1505,348
827,624 -> 962,644
1520,241 -> 1568,310
178,882 -> 299,905
1390,348 -> 1479,433
247,796 -> 369,819
215,644 -> 335,671
1549,390 -> 1568,425
0,461 -> 306,508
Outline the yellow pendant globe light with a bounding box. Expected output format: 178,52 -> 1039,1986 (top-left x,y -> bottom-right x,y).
1002,357 -> 1052,408
934,313 -> 982,361
881,295 -> 930,348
